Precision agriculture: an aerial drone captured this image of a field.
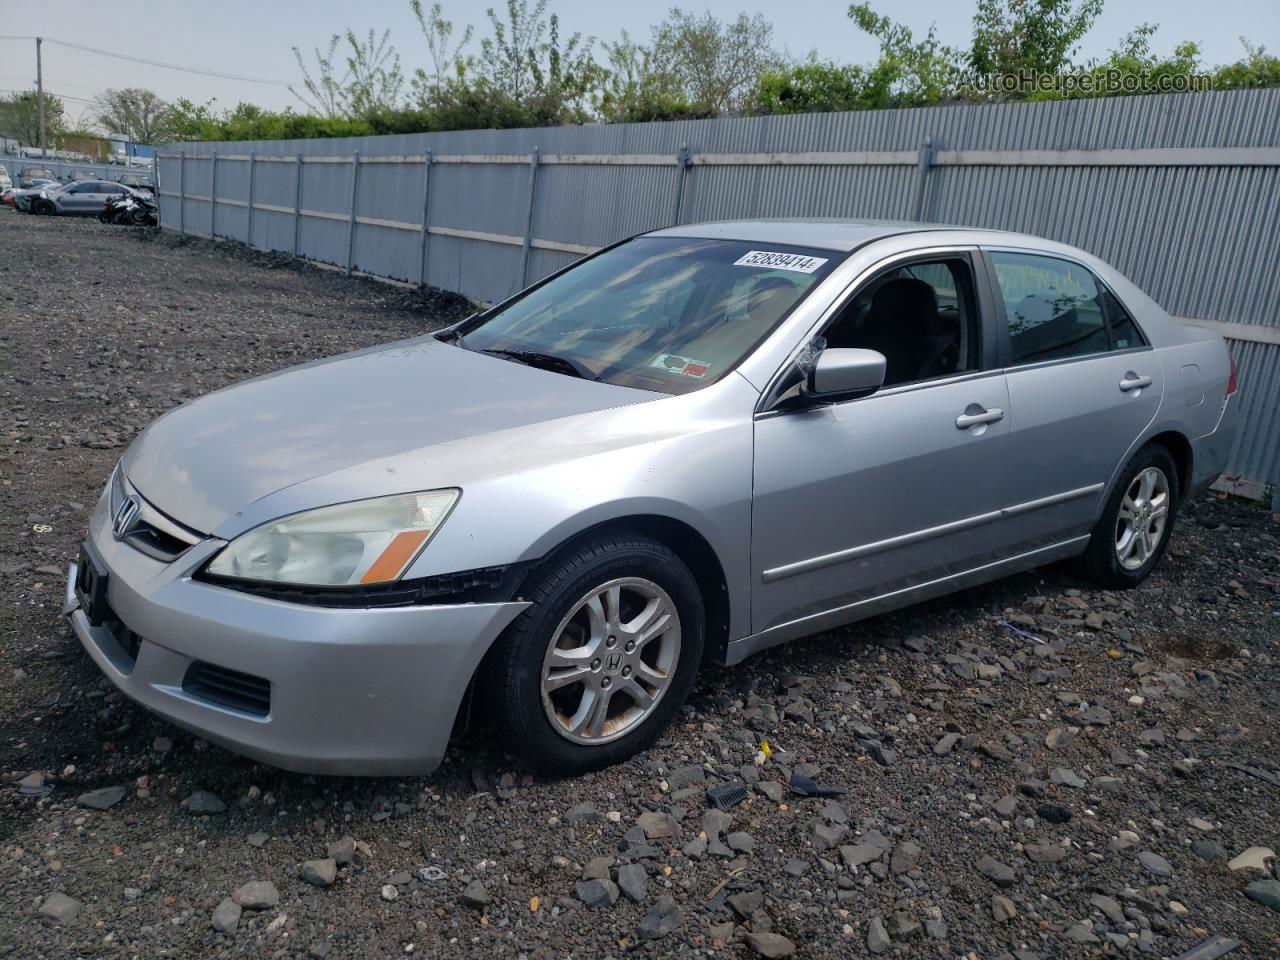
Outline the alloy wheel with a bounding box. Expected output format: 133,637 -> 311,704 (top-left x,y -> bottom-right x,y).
539,577 -> 682,745
1114,466 -> 1170,571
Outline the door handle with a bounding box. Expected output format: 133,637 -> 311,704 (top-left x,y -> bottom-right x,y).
955,405 -> 1005,429
1119,373 -> 1152,392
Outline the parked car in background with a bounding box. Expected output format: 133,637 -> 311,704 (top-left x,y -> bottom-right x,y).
65,220 -> 1239,776
118,174 -> 155,192
32,179 -> 132,216
0,163 -> 12,193
18,164 -> 56,187
11,179 -> 58,212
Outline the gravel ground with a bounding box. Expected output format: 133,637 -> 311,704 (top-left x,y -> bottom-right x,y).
2,211 -> 1278,960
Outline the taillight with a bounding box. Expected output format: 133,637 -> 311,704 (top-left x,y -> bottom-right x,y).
1226,351 -> 1239,396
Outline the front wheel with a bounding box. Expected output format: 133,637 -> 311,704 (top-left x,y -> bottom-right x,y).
485,533 -> 704,774
1079,443 -> 1180,588
33,199 -> 54,216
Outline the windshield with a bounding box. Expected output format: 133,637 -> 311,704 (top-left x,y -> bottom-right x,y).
453,236 -> 839,395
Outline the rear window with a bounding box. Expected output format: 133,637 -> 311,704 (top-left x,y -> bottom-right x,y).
454,237 -> 840,395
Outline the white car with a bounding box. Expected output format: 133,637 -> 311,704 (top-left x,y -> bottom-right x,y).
0,163 -> 12,193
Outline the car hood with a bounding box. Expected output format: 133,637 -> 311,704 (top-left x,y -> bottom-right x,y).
123,336 -> 659,534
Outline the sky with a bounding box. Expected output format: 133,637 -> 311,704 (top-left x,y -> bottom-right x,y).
1,0 -> 1277,123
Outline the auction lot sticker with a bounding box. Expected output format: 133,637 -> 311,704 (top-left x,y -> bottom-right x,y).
733,250 -> 829,273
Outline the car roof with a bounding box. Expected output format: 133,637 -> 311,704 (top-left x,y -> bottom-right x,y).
647,218 -> 1043,253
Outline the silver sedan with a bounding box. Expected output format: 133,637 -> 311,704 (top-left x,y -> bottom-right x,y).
65,220 -> 1239,775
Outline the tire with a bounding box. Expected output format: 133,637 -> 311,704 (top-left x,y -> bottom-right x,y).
33,200 -> 54,216
1079,443 -> 1180,589
486,532 -> 704,774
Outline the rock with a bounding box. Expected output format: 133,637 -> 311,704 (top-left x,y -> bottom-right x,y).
77,785 -> 126,810
458,879 -> 489,910
152,736 -> 173,753
745,931 -> 796,957
1227,846 -> 1275,873
300,859 -> 336,887
976,855 -> 1017,888
247,832 -> 270,848
1037,803 -> 1072,824
934,733 -> 960,755
18,771 -> 52,798
993,795 -> 1019,817
326,836 -> 355,865
728,890 -> 765,919
1192,838 -> 1226,861
636,895 -> 681,939
38,892 -> 81,924
1045,728 -> 1074,749
813,821 -> 847,850
576,878 -> 619,907
380,884 -> 399,901
211,898 -> 241,933
185,790 -> 226,814
617,863 -> 648,902
1064,920 -> 1100,943
890,841 -> 921,875
665,765 -> 705,790
1049,767 -> 1085,788
564,802 -> 600,824
233,880 -> 280,910
636,810 -> 680,840
887,912 -> 922,940
1089,894 -> 1124,925
1244,878 -> 1280,913
1025,842 -> 1066,864
992,895 -> 1017,921
1137,850 -> 1174,877
867,915 -> 891,954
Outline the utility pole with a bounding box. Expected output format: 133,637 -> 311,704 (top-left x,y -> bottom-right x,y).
36,36 -> 47,158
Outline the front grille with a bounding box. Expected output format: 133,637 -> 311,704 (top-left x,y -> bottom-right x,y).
110,469 -> 203,562
182,662 -> 271,717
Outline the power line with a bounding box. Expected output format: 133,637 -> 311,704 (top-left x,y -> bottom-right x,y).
0,35 -> 292,86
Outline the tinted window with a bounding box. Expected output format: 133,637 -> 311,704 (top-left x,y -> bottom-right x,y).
991,252 -> 1110,364
1101,288 -> 1145,350
823,257 -> 980,386
455,237 -> 838,395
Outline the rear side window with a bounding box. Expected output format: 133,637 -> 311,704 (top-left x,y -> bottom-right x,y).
991,252 -> 1146,365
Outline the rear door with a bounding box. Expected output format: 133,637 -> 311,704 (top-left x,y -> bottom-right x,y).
984,248 -> 1162,550
751,249 -> 1014,635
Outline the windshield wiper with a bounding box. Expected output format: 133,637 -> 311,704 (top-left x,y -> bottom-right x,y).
481,348 -> 596,381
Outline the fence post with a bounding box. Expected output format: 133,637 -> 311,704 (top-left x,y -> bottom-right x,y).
246,151 -> 256,249
911,136 -> 934,221
346,150 -> 360,276
210,149 -> 218,238
293,153 -> 303,257
419,149 -> 433,287
519,146 -> 541,289
178,152 -> 186,236
671,143 -> 690,225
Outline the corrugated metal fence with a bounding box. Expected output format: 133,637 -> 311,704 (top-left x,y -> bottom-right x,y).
154,89 -> 1280,490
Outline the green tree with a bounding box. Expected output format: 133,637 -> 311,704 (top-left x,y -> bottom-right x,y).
1213,40 -> 1280,90
847,4 -> 964,105
594,30 -> 705,122
968,0 -> 1105,78
649,8 -> 783,114
93,88 -> 170,142
409,0 -> 474,100
0,90 -> 66,146
752,60 -> 897,114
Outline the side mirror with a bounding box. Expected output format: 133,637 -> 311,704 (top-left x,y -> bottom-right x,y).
803,347 -> 886,401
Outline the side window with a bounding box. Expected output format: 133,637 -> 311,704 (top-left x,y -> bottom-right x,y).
1101,288 -> 1145,350
823,257 -> 980,387
991,252 -> 1111,364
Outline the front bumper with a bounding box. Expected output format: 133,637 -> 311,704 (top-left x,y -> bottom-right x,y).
64,487 -> 527,775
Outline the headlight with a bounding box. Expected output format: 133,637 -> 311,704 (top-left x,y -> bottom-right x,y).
206,490 -> 459,587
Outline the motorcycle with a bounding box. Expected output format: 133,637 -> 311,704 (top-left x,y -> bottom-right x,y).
100,190 -> 158,227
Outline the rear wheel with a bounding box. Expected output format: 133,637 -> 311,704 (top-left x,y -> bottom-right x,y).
1079,443 -> 1179,588
486,533 -> 704,774
33,199 -> 54,216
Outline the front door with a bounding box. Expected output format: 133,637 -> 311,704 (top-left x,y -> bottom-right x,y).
750,251 -> 1013,636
